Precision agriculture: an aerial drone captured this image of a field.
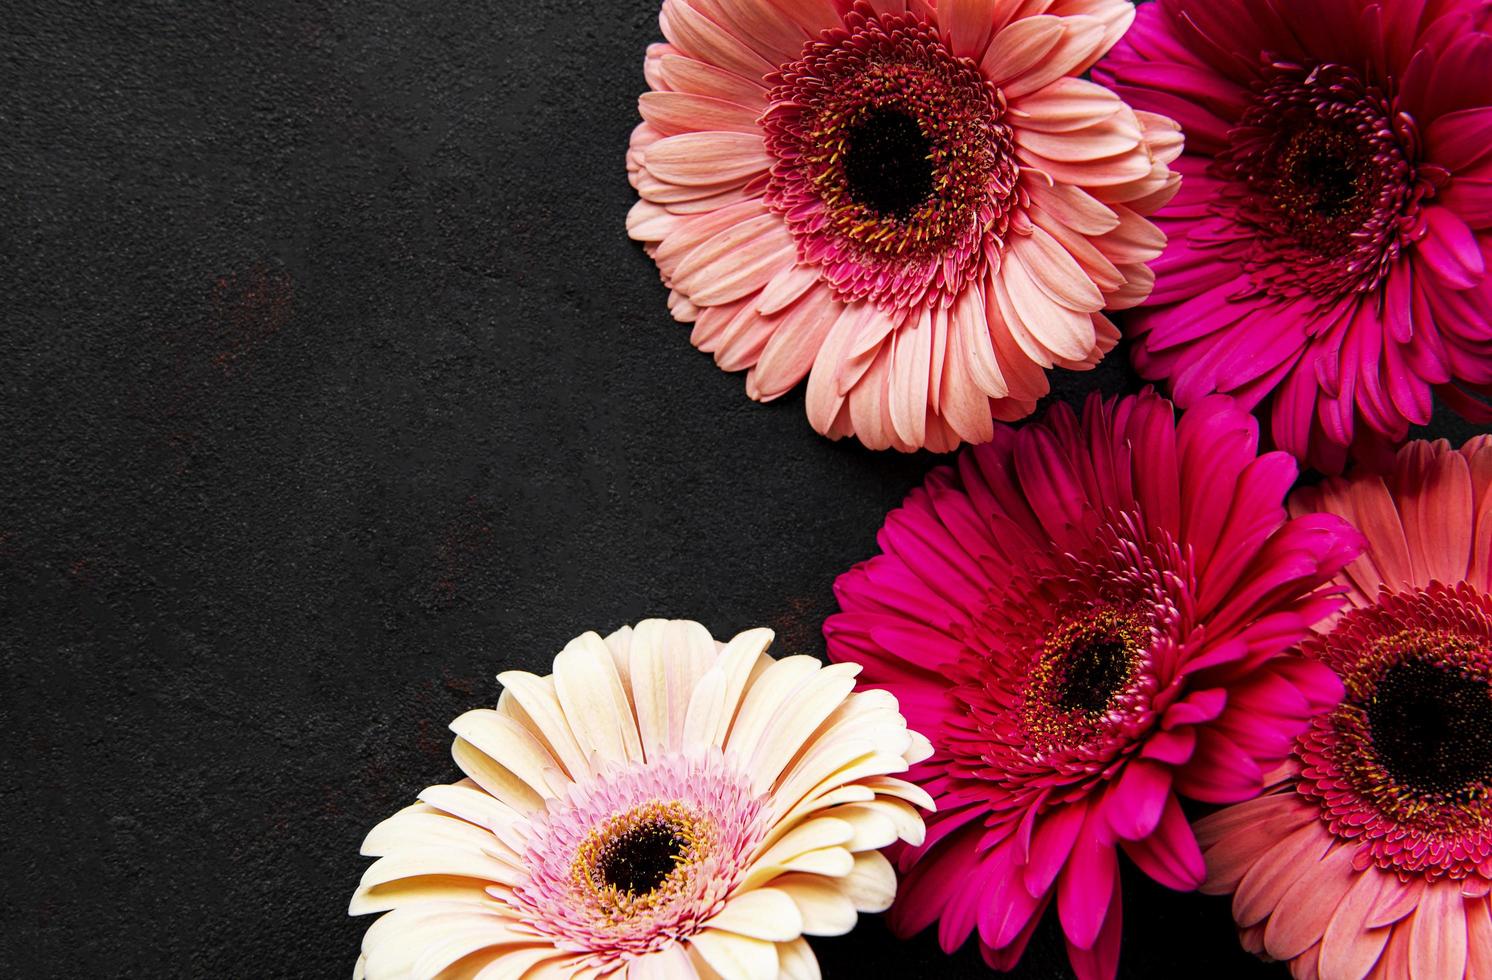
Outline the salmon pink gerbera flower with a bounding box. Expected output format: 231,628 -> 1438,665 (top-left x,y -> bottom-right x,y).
824,390 -> 1363,979
628,0 -> 1180,451
1096,0 -> 1492,472
350,620 -> 932,979
1196,436 -> 1492,980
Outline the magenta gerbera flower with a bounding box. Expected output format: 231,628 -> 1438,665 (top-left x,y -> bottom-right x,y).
1095,0 -> 1492,471
824,390 -> 1363,979
1196,437 -> 1492,980
627,0 -> 1180,452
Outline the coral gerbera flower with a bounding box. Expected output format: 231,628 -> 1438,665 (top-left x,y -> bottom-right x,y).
349,620 -> 932,980
1096,0 -> 1492,472
1196,436 -> 1492,979
824,390 -> 1363,979
627,0 -> 1179,452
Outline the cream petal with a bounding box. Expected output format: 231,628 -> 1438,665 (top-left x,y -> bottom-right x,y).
776,937 -> 821,980
725,655 -> 824,771
709,626 -> 776,746
362,809 -> 497,858
495,671 -> 589,778
688,929 -> 779,980
349,874 -> 496,917
841,850 -> 898,912
410,912 -> 537,979
451,738 -> 546,813
358,846 -> 516,892
772,874 -> 859,935
703,887 -> 805,942
744,665 -> 861,794
752,817 -> 856,868
449,710 -> 563,800
681,663 -> 728,751
553,632 -> 644,766
419,783 -> 525,837
630,619 -> 716,758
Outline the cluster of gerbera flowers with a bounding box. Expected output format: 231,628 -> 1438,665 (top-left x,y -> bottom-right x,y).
347,0 -> 1492,977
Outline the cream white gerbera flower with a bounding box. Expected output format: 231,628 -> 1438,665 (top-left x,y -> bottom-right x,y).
350,619 -> 932,979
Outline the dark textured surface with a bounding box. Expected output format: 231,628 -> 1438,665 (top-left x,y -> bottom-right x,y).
0,2 -> 1482,978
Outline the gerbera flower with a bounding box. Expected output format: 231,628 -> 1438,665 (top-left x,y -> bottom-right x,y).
1196,436 -> 1492,979
627,0 -> 1179,452
350,619 -> 932,979
1095,0 -> 1492,472
823,390 -> 1363,979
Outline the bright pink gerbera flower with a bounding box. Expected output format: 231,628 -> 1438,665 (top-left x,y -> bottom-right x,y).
824,390 -> 1363,979
1095,0 -> 1492,472
1196,436 -> 1492,980
627,0 -> 1180,451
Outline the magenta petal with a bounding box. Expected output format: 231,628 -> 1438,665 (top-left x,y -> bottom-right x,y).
976,840 -> 1047,952
1057,820 -> 1118,950
1417,205 -> 1485,288
1065,872 -> 1124,980
1120,794 -> 1206,891
1104,761 -> 1172,841
1174,729 -> 1264,803
1140,727 -> 1197,765
1161,687 -> 1228,728
1023,801 -> 1088,901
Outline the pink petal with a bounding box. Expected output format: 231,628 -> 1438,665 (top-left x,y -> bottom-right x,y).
1262,842 -> 1358,961
980,15 -> 1067,88
1319,870 -> 1395,980
644,131 -> 771,186
1002,15 -> 1109,100
747,286 -> 842,401
639,91 -> 762,135
1408,880 -> 1467,980
943,0 -> 998,59
1233,822 -> 1335,928
660,0 -> 775,82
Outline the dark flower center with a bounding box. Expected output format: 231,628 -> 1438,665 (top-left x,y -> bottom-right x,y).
1024,606 -> 1149,744
1053,632 -> 1134,714
1367,658 -> 1492,798
1275,125 -> 1368,222
843,107 -> 935,219
594,818 -> 687,896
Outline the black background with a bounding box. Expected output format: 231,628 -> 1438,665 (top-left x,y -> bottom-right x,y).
2,2 -> 1482,977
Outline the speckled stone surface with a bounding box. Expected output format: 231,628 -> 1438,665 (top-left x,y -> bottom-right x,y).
2,1 -> 1482,977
